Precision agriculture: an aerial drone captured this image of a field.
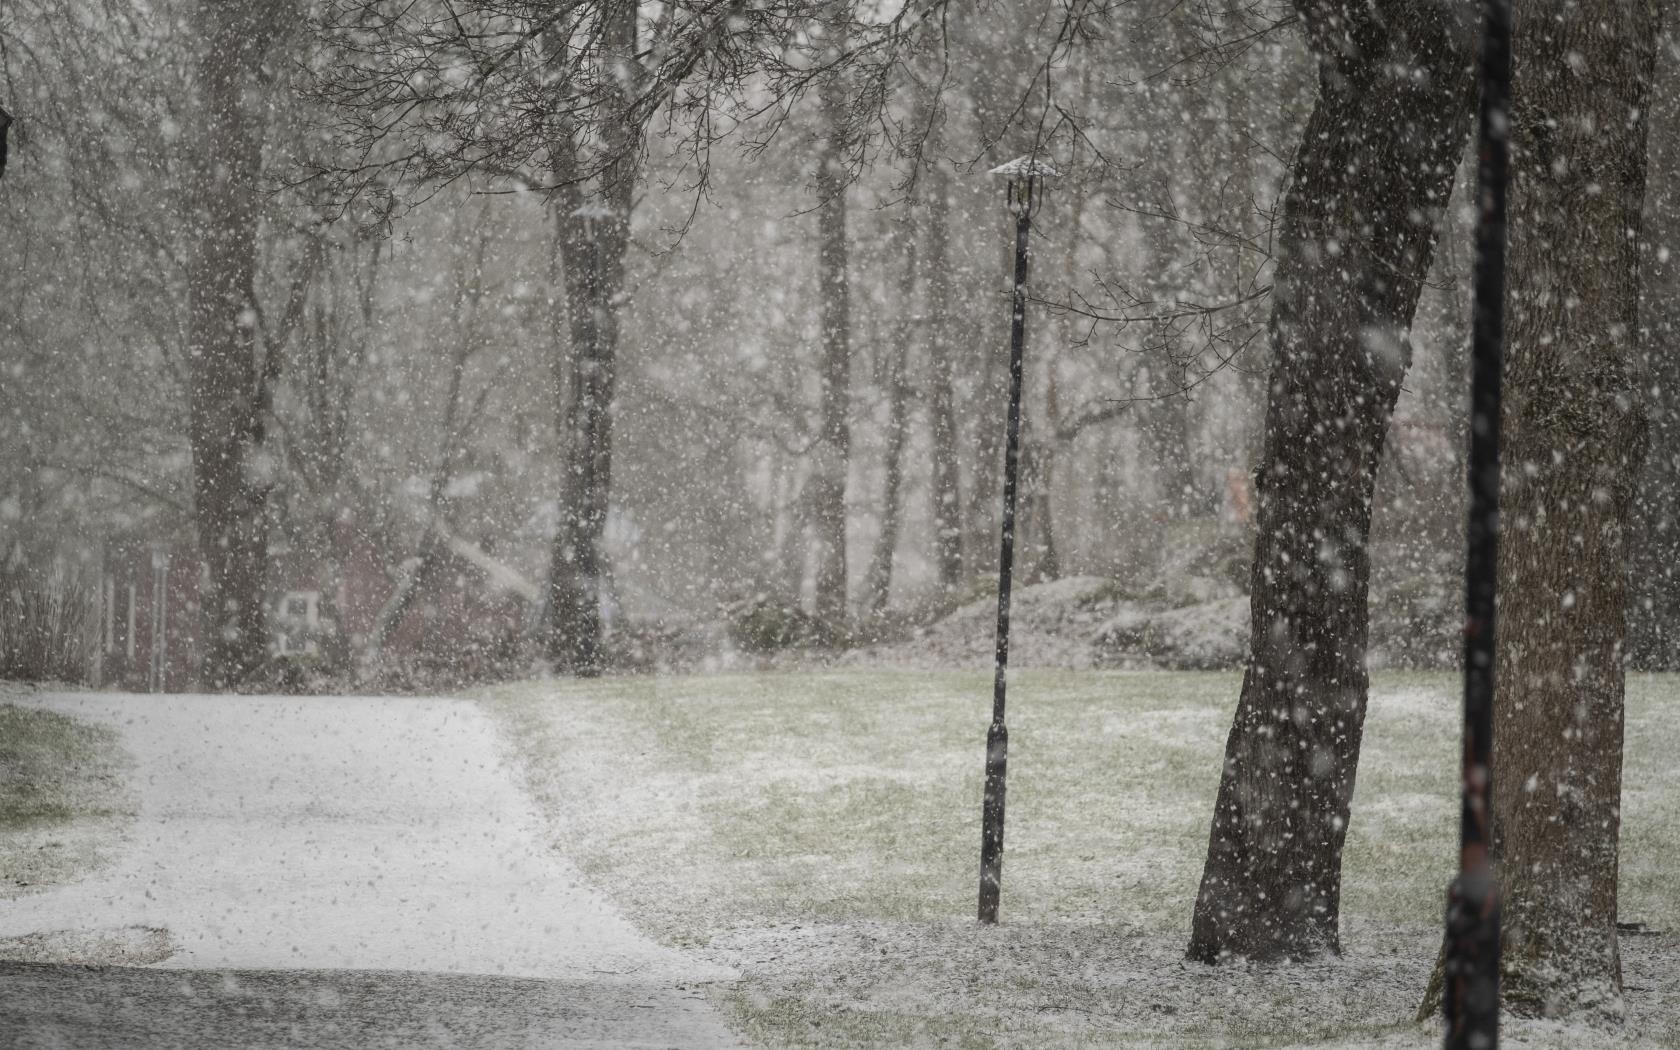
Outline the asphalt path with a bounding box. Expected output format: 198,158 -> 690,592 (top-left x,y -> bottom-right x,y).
0,692 -> 743,1049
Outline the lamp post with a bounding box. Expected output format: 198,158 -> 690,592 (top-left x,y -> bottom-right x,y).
1444,0 -> 1508,1045
978,155 -> 1055,925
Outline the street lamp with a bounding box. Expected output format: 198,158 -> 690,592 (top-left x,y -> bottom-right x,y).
977,154 -> 1055,925
1443,0 -> 1508,1045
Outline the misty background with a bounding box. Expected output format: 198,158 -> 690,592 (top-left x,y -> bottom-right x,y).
2,1 -> 1676,690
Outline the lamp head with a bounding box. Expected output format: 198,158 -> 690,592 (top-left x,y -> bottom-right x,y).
989,155 -> 1058,217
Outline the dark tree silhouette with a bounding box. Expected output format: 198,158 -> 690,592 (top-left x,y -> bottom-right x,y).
1187,0 -> 1475,961
1490,0 -> 1654,1015
185,1 -> 290,688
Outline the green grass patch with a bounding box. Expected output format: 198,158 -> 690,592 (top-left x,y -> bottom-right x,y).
483,671 -> 1680,1049
0,703 -> 135,898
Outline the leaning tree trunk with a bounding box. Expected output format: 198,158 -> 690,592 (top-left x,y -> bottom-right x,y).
542,3 -> 639,676
1186,0 -> 1474,962
1490,0 -> 1654,1015
185,0 -> 281,689
810,73 -> 852,627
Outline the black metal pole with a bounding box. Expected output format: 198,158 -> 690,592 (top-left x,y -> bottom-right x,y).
979,199 -> 1032,924
1444,0 -> 1509,1045
0,105 -> 11,180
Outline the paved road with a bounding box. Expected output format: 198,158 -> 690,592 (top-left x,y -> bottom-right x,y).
0,693 -> 743,1049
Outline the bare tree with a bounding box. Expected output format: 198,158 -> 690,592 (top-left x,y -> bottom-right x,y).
311,0 -> 679,672
185,0 -> 291,687
1187,0 -> 1474,961
810,37 -> 854,627
540,1 -> 640,674
1490,0 -> 1655,1015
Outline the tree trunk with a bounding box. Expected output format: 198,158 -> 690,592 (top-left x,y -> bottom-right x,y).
863,327 -> 910,618
542,3 -> 638,675
925,163 -> 964,591
185,1 -> 281,689
1631,28 -> 1680,671
810,76 -> 852,627
1491,0 -> 1654,1015
1187,0 -> 1474,962
545,197 -> 627,674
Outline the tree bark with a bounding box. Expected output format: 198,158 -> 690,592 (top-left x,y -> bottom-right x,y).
185,0 -> 283,689
1491,0 -> 1654,1015
1630,28 -> 1680,671
544,193 -> 628,674
542,1 -> 639,675
810,73 -> 852,627
1187,0 -> 1474,962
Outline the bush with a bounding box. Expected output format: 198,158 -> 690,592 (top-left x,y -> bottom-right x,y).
0,553 -> 95,684
721,594 -> 838,653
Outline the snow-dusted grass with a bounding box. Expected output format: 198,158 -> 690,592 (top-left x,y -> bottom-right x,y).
484,671 -> 1680,1049
0,701 -> 134,900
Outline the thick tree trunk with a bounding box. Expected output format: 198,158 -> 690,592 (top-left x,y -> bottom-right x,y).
1491,0 -> 1654,1016
545,196 -> 627,674
185,1 -> 281,689
925,165 -> 964,591
1186,0 -> 1473,962
542,3 -> 638,675
810,80 -> 852,627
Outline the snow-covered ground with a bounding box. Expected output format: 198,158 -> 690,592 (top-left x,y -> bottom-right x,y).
484,670 -> 1680,1049
0,692 -> 741,1048
5,674 -> 1676,1048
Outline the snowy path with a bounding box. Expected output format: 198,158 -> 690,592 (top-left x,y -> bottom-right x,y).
0,692 -> 742,1049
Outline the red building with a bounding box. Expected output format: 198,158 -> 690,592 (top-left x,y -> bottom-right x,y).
95,522 -> 533,692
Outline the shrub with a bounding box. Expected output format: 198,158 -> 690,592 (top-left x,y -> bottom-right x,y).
0,553 -> 95,684
721,594 -> 837,653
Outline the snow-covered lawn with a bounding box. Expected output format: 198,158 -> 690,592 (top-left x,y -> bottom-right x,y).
0,698 -> 134,904
485,671 -> 1680,1049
